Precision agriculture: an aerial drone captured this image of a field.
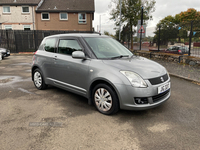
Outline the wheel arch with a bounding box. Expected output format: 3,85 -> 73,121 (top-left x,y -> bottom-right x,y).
31,65 -> 43,81
88,79 -> 120,107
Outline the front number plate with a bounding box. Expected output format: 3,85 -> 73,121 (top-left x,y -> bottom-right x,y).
158,82 -> 170,94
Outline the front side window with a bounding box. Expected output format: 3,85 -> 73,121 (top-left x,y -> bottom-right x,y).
4,25 -> 12,30
84,37 -> 132,59
42,13 -> 50,20
44,38 -> 56,53
22,6 -> 29,13
60,13 -> 68,20
78,13 -> 86,24
3,6 -> 10,13
58,39 -> 82,55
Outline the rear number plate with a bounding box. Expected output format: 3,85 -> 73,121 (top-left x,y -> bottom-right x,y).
158,82 -> 170,94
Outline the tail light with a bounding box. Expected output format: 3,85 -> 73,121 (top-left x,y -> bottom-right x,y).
32,51 -> 37,64
34,50 -> 38,55
178,50 -> 182,53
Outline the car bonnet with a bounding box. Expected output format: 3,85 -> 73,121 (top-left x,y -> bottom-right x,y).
102,56 -> 167,79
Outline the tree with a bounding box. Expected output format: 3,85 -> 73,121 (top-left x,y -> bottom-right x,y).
179,8 -> 200,22
104,31 -> 115,38
154,15 -> 179,45
110,0 -> 156,49
154,8 -> 200,45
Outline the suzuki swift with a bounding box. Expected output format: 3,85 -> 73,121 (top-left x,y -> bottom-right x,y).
32,33 -> 171,115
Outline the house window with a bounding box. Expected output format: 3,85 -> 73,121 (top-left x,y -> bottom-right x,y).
24,25 -> 31,30
60,13 -> 68,20
78,13 -> 86,24
22,6 -> 29,13
42,13 -> 50,20
4,25 -> 12,30
3,6 -> 10,13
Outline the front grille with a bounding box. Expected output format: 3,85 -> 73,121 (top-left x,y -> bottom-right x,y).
149,74 -> 169,85
152,90 -> 170,103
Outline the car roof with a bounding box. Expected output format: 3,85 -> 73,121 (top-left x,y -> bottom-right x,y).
45,33 -> 109,39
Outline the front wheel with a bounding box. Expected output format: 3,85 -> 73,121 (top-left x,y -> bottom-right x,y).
92,84 -> 119,115
33,69 -> 47,90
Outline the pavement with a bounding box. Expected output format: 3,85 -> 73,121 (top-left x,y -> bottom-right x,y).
152,58 -> 200,83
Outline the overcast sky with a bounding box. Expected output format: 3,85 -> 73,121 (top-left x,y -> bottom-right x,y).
93,0 -> 200,37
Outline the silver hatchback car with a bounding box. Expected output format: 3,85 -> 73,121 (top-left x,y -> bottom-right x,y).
32,33 -> 170,115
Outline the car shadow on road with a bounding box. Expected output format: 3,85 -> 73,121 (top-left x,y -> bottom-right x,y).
113,102 -> 170,124
43,86 -> 170,119
45,86 -> 97,117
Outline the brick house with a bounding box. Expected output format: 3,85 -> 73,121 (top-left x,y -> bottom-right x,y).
0,0 -> 40,30
0,0 -> 95,31
35,0 -> 94,31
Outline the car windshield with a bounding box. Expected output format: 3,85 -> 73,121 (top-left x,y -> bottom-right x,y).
84,37 -> 133,59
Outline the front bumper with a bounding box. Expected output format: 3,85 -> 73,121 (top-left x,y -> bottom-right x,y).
5,50 -> 10,57
115,79 -> 171,110
0,49 -> 10,57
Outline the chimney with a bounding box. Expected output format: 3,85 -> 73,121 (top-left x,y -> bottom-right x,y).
14,0 -> 17,2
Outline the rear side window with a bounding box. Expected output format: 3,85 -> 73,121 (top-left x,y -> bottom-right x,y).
44,38 -> 56,53
58,39 -> 82,55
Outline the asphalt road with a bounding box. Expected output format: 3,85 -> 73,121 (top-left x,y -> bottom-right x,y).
0,56 -> 200,150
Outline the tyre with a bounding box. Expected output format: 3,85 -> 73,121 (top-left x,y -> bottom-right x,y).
33,69 -> 47,90
92,84 -> 119,115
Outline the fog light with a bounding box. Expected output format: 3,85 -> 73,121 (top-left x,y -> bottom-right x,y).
135,98 -> 148,104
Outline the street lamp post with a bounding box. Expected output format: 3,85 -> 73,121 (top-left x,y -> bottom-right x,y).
99,15 -> 101,33
99,14 -> 106,33
139,6 -> 143,50
119,0 -> 122,41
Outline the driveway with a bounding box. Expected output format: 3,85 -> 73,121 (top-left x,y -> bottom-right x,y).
0,56 -> 200,150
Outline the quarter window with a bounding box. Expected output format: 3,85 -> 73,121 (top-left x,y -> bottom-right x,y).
78,13 -> 86,24
60,13 -> 68,20
44,38 -> 56,53
22,6 -> 29,13
3,6 -> 10,13
58,39 -> 82,55
42,13 -> 50,20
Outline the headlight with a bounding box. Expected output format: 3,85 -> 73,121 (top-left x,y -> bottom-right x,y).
166,70 -> 170,78
120,71 -> 148,88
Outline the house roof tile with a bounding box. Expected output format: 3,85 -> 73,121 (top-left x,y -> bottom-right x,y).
36,0 -> 94,13
0,0 -> 41,5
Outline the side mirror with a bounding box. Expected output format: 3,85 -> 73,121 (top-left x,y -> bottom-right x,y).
72,51 -> 86,59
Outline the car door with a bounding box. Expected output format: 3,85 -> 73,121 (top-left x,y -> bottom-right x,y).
41,37 -> 58,80
51,37 -> 91,95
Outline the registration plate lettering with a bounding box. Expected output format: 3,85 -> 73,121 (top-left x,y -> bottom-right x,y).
158,82 -> 170,94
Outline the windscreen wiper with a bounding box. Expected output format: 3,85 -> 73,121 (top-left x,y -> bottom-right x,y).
110,55 -> 129,59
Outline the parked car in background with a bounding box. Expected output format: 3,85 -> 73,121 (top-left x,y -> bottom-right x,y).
165,46 -> 189,55
32,33 -> 171,115
0,48 -> 10,59
0,52 -> 2,61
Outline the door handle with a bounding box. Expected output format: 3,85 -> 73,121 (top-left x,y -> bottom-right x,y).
53,56 -> 57,60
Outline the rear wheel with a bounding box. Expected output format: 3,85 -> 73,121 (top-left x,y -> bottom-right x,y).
92,84 -> 119,115
33,69 -> 47,90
